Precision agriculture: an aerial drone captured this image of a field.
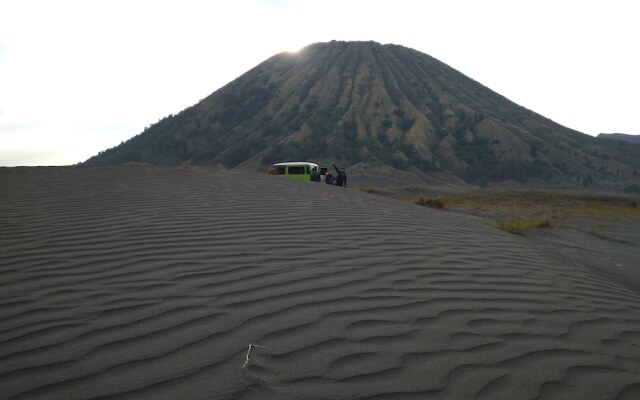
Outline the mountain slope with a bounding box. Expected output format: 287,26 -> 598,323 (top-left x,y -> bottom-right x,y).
85,41 -> 640,187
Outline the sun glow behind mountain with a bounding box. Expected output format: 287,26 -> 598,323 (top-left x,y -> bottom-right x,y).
2,0 -> 639,167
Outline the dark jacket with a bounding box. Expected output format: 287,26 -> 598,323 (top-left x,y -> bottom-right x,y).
333,163 -> 347,187
325,173 -> 335,185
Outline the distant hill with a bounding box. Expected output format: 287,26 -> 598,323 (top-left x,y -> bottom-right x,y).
85,41 -> 640,188
598,133 -> 640,145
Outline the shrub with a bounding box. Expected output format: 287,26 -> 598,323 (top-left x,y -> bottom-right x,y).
587,227 -> 608,239
493,217 -> 553,233
413,196 -> 445,209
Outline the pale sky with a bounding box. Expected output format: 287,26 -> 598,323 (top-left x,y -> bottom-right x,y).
1,0 -> 638,166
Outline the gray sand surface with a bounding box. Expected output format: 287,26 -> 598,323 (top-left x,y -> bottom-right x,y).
1,166 -> 639,399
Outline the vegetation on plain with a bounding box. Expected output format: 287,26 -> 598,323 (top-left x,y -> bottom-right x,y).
413,196 -> 445,209
488,217 -> 553,233
397,189 -> 640,234
585,226 -> 608,239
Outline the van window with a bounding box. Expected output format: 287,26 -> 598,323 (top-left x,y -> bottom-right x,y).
288,166 -> 305,175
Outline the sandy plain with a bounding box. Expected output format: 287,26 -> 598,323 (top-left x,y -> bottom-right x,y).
1,166 -> 639,399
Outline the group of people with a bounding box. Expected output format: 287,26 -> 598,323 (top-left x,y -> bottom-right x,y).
324,162 -> 347,187
311,162 -> 347,187
325,162 -> 347,187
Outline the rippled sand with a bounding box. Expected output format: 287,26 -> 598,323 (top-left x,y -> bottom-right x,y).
1,166 -> 639,399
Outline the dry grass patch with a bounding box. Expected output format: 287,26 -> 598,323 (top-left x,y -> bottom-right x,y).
560,201 -> 640,221
490,217 -> 554,233
413,196 -> 446,209
425,192 -> 640,222
585,226 -> 608,239
367,187 -> 639,235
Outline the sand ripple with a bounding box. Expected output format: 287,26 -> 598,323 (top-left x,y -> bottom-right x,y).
1,166 -> 639,399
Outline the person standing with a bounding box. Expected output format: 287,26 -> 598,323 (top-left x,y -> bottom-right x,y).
333,162 -> 347,187
310,167 -> 321,182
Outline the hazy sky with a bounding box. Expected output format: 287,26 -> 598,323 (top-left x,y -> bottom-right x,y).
1,0 -> 638,166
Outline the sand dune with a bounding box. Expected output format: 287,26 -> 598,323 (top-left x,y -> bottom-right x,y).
1,166 -> 639,400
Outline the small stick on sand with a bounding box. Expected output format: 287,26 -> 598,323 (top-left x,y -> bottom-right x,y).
243,343 -> 266,368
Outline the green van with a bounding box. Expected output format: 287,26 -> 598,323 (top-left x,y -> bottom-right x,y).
269,162 -> 328,182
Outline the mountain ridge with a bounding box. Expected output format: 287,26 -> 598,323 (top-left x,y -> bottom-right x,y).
598,132 -> 640,144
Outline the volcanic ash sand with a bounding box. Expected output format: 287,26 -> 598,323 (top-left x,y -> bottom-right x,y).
1,166 -> 639,399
